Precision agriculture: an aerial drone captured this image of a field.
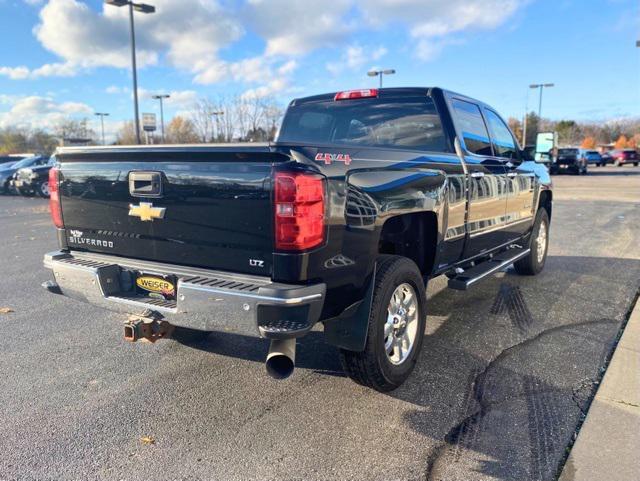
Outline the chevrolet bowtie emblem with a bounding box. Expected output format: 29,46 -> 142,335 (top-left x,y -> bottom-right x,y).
128,202 -> 166,222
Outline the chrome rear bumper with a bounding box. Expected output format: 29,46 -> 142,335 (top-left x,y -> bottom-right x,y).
43,251 -> 325,339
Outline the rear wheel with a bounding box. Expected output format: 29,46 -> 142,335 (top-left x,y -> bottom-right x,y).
339,256 -> 427,392
514,208 -> 549,276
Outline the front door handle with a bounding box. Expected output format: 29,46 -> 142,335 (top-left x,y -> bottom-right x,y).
470,172 -> 485,178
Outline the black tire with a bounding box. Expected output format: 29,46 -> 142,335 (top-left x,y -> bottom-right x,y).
339,255 -> 427,392
36,181 -> 50,198
514,209 -> 550,276
634,162 -> 638,167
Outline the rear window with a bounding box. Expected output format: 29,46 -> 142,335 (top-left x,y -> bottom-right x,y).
277,96 -> 447,152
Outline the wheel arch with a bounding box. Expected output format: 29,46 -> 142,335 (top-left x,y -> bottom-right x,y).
538,189 -> 552,220
377,211 -> 439,277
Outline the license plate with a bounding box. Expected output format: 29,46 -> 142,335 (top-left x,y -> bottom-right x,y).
136,274 -> 176,300
560,165 -> 567,169
14,180 -> 23,187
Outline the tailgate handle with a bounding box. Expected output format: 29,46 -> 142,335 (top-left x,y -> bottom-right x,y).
129,172 -> 163,197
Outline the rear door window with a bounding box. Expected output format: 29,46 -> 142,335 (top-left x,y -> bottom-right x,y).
484,109 -> 518,159
450,99 -> 492,156
278,96 -> 447,152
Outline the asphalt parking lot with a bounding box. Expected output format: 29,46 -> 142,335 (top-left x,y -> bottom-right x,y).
1,166 -> 639,481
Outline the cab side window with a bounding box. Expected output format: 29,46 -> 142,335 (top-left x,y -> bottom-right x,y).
484,109 -> 517,159
451,99 -> 492,156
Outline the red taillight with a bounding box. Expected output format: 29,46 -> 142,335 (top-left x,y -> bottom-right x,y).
334,89 -> 379,101
274,172 -> 325,251
49,167 -> 64,228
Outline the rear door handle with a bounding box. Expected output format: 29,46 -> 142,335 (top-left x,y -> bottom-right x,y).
470,172 -> 485,178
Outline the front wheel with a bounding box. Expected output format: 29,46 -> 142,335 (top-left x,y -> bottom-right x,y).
36,181 -> 50,198
339,256 -> 427,392
514,209 -> 550,276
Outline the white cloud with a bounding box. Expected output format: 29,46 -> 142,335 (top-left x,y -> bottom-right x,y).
357,0 -> 526,50
1,0 -> 526,91
241,78 -> 290,100
0,66 -> 30,80
326,44 -> 387,75
2,0 -> 243,79
105,85 -> 127,94
0,62 -> 77,79
139,89 -> 199,109
0,95 -> 93,130
246,0 -> 353,56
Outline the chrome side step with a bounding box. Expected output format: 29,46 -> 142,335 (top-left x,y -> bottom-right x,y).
447,247 -> 530,291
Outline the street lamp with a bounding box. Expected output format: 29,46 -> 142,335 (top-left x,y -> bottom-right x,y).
105,0 -> 155,145
94,112 -> 109,145
152,94 -> 170,142
529,83 -> 555,119
367,69 -> 396,88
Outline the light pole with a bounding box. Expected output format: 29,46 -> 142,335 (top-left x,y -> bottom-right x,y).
152,94 -> 170,142
210,111 -> 224,142
530,83 -> 554,120
367,69 -> 396,88
94,112 -> 109,145
105,0 -> 155,145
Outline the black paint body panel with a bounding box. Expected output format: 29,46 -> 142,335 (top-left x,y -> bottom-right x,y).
53,88 -> 552,322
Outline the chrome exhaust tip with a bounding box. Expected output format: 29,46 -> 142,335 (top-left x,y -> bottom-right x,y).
265,339 -> 296,380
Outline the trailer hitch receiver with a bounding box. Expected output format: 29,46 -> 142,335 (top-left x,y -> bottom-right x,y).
124,311 -> 174,343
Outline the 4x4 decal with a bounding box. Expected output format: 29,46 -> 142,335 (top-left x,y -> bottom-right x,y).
315,153 -> 352,165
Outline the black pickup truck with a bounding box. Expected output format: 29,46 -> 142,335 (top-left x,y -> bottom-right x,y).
43,87 -> 552,392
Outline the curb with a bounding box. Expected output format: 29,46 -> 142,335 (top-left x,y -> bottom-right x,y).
558,294 -> 640,481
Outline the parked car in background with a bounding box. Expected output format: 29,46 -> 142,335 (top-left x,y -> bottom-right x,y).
0,154 -> 30,168
12,156 -> 56,198
579,149 -> 604,167
550,148 -> 586,175
610,149 -> 639,166
0,155 -> 47,194
600,151 -> 613,165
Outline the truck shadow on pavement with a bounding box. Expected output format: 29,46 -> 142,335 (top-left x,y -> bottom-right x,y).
172,327 -> 345,378
394,255 -> 639,481
172,255 -> 638,481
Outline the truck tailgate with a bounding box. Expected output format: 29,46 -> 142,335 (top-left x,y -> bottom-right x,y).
57,148 -> 287,276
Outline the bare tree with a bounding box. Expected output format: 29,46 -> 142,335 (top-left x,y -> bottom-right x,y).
115,121 -> 138,145
190,98 -> 215,142
186,94 -> 286,143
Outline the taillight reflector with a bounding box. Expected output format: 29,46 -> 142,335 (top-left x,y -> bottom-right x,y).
274,172 -> 325,251
334,89 -> 379,101
49,167 -> 64,228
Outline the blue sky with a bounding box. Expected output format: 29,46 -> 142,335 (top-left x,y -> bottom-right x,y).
0,0 -> 638,140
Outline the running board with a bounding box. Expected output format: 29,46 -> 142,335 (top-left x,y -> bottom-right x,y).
447,247 -> 530,291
